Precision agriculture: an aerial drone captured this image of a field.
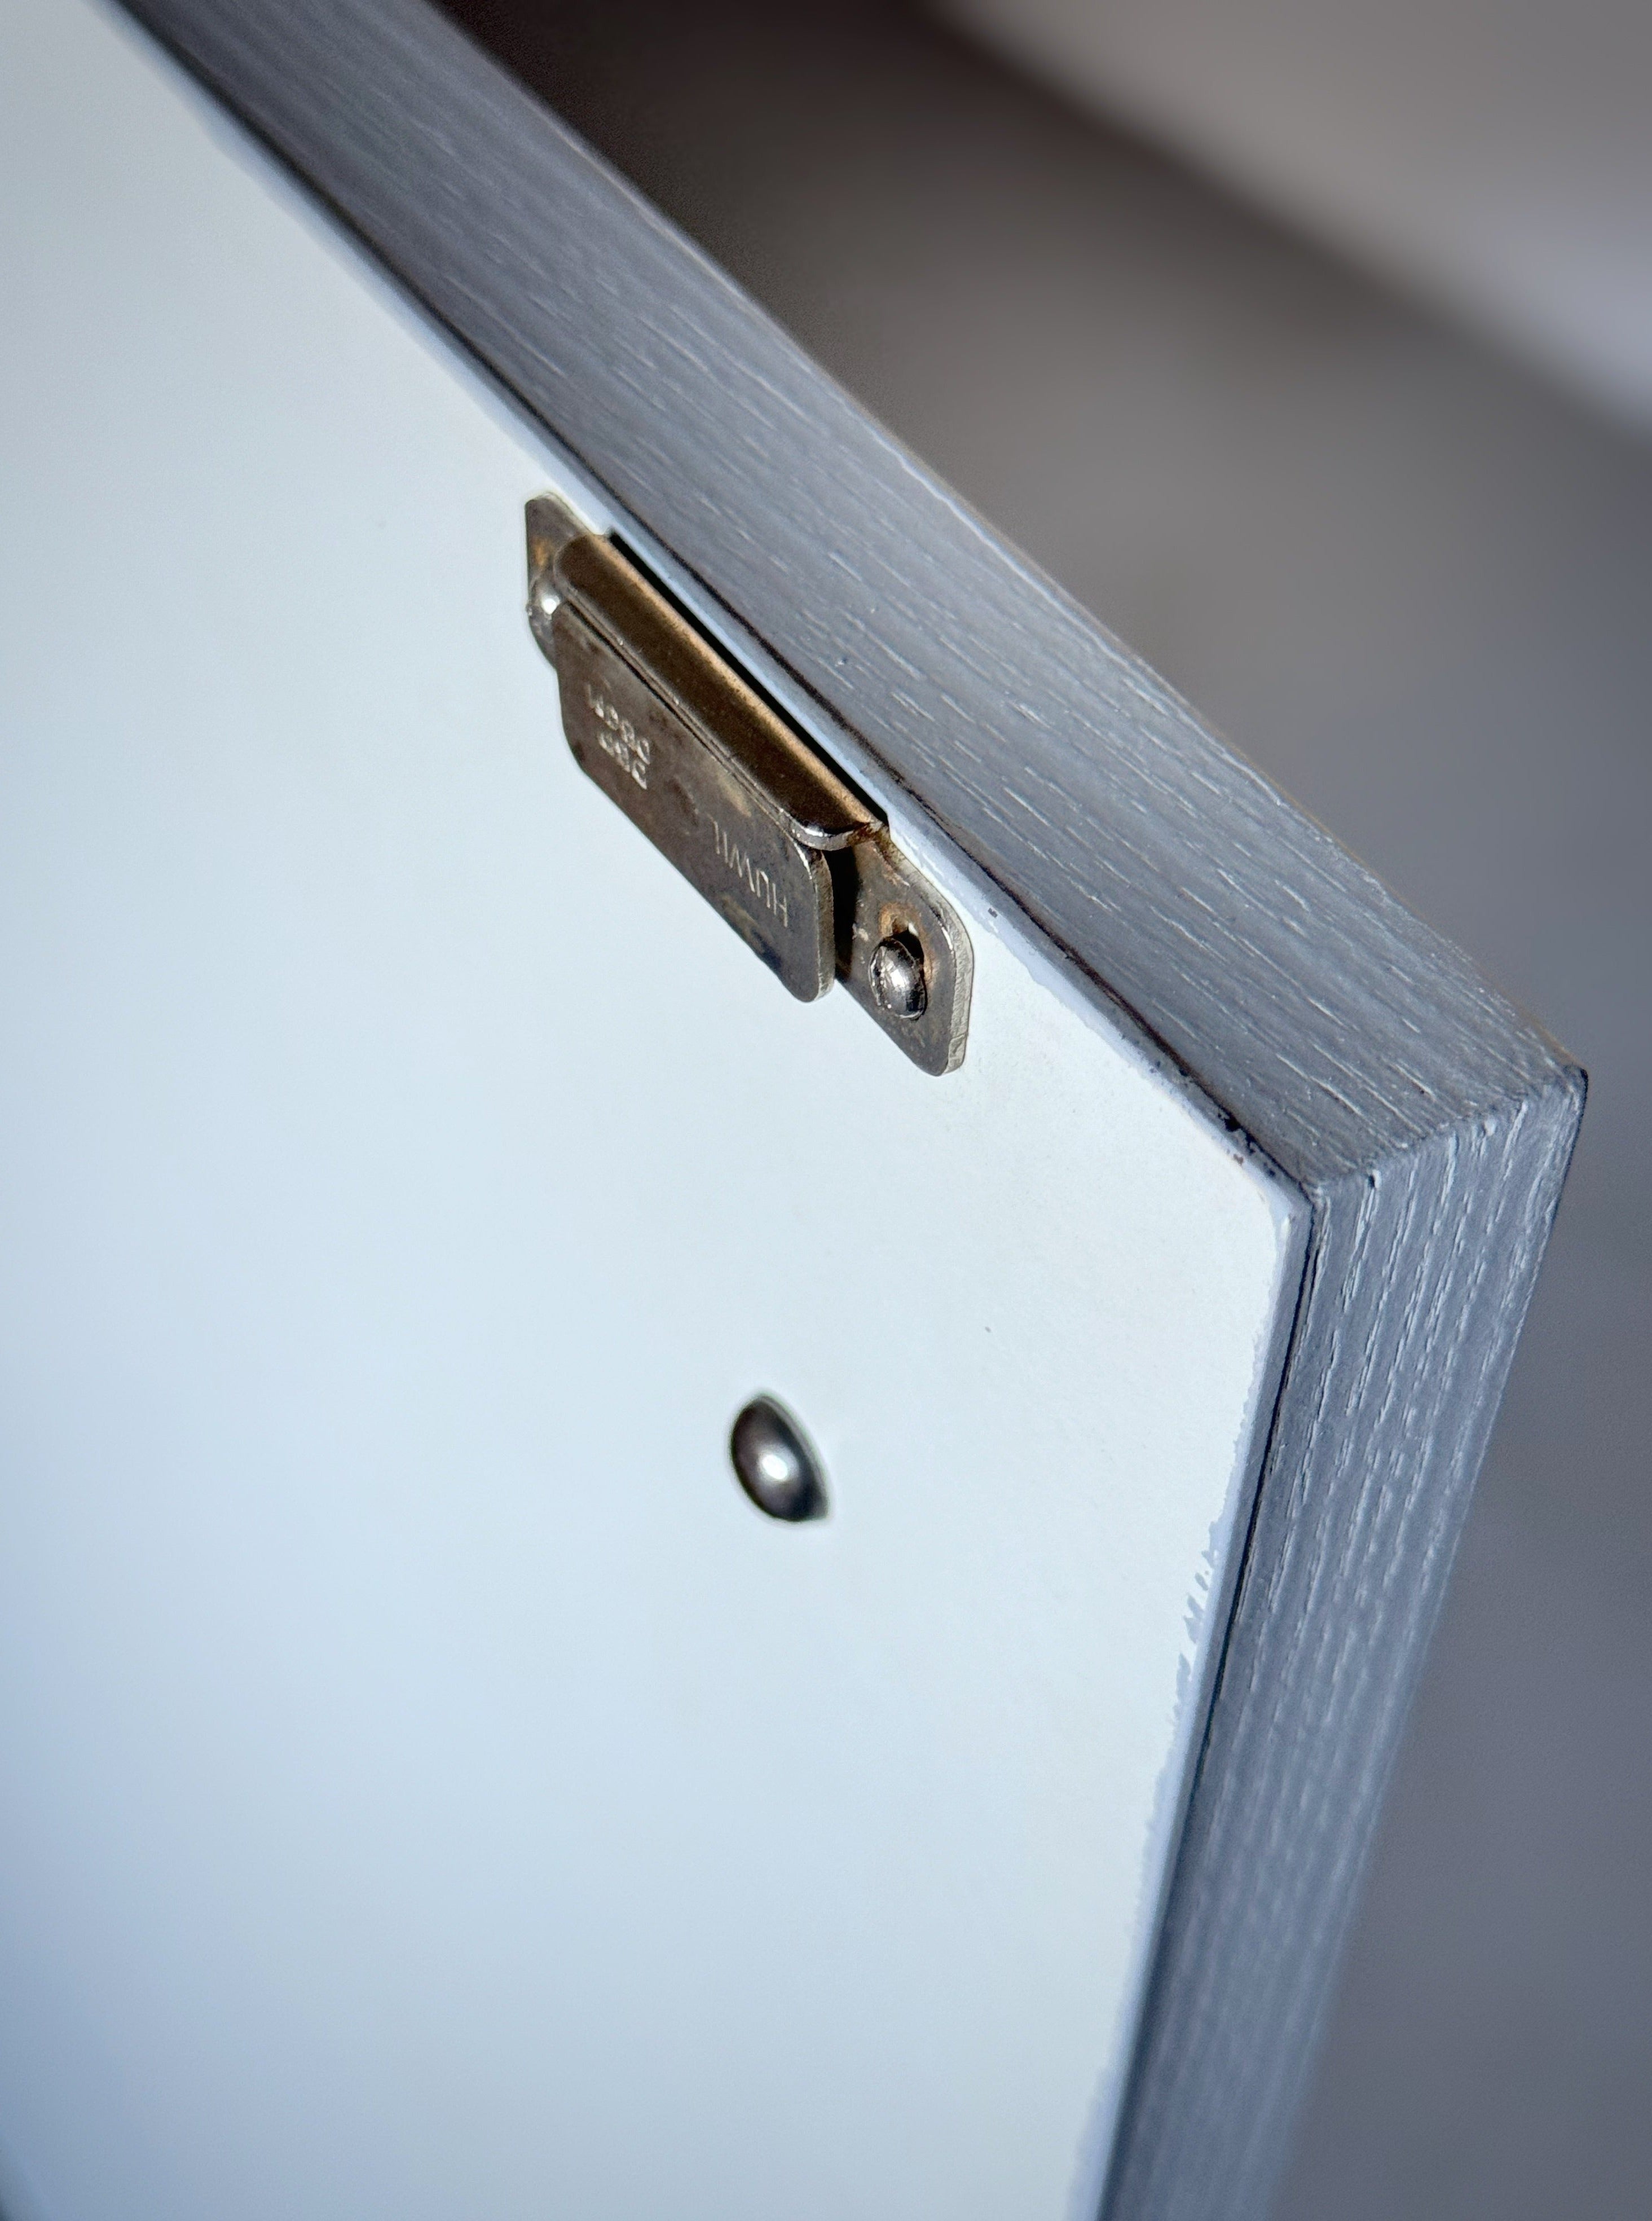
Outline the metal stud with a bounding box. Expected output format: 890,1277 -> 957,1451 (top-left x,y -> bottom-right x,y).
729,1395 -> 828,1523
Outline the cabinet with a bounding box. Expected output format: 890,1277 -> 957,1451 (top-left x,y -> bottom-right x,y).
0,3 -> 1580,2216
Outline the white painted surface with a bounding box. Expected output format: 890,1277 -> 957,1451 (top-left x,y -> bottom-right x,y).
942,0 -> 1652,428
0,3 -> 1303,2215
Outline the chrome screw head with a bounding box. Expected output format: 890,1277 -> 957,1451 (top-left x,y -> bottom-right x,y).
729,1395 -> 827,1523
869,931 -> 928,1021
527,566 -> 561,631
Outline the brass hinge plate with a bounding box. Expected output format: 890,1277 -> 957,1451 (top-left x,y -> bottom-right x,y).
526,495 -> 972,1074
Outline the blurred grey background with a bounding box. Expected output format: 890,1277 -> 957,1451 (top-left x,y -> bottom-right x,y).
444,3 -> 1650,2213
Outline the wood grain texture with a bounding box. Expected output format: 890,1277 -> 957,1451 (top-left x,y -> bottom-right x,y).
111,2 -> 1585,2214
1112,1085 -> 1580,2220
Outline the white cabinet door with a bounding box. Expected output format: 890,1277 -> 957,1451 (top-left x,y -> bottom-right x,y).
0,3 -> 1579,2218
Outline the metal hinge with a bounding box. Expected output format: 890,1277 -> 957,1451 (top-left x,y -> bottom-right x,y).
525,496 -> 971,1075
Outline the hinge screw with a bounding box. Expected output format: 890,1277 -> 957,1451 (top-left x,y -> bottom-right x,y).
528,568 -> 560,628
869,932 -> 928,1021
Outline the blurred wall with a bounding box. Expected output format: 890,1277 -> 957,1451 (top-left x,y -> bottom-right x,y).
940,0 -> 1652,428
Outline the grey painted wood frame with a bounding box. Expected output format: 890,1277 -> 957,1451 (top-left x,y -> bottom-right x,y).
112,2 -> 1585,2214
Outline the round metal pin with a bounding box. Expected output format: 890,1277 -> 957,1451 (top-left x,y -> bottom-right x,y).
729,1395 -> 828,1523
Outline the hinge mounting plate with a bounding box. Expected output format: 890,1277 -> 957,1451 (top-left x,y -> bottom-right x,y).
526,495 -> 971,1074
